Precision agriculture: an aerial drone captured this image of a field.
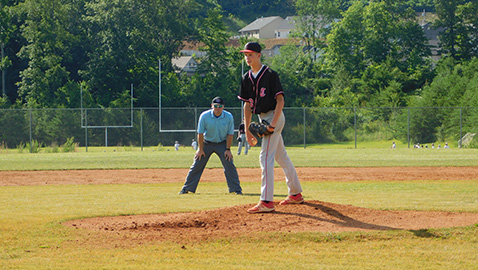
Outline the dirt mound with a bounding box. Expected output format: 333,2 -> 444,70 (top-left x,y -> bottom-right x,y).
64,200 -> 478,243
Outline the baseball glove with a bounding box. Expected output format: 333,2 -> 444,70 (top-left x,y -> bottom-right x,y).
249,120 -> 274,140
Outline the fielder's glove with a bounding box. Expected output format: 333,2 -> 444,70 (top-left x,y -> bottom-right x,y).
249,120 -> 275,140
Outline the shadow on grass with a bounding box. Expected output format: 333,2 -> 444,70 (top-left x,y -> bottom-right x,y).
273,202 -> 399,231
409,229 -> 441,238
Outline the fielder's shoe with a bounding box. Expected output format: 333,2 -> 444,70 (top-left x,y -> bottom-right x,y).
247,201 -> 275,213
230,191 -> 243,195
178,189 -> 194,195
279,193 -> 304,205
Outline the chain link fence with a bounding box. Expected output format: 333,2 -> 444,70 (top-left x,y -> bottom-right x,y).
1,107 -> 477,151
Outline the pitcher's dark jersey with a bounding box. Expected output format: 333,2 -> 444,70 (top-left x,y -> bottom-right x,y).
238,66 -> 284,114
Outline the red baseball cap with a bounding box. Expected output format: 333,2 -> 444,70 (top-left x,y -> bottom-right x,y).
240,42 -> 261,53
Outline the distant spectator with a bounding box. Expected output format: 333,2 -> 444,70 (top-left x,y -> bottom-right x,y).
237,123 -> 249,155
174,141 -> 180,151
191,139 -> 198,150
444,142 -> 450,149
391,141 -> 396,148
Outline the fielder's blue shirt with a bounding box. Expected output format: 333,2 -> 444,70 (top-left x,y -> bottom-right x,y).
197,109 -> 234,143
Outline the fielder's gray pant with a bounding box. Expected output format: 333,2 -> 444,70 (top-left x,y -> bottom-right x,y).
237,134 -> 249,155
180,141 -> 242,193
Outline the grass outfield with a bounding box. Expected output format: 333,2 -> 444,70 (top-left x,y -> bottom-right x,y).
1,148 -> 478,269
1,181 -> 477,269
1,146 -> 478,170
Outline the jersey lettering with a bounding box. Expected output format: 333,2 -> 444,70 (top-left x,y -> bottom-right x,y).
260,87 -> 266,97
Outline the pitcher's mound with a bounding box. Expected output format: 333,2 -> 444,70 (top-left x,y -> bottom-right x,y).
64,200 -> 478,243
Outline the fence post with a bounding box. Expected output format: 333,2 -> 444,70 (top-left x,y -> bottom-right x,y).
303,107 -> 306,149
105,127 -> 108,147
407,107 -> 410,148
354,107 -> 357,149
140,108 -> 143,151
85,109 -> 88,152
195,107 -> 198,132
459,107 -> 462,148
29,109 -> 32,153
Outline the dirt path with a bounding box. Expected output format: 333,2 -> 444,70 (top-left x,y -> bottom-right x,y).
2,167 -> 477,243
2,166 -> 478,186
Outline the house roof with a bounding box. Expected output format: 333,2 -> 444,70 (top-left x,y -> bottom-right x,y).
172,56 -> 196,70
181,41 -> 202,51
262,38 -> 302,50
239,16 -> 283,32
276,16 -> 296,31
421,22 -> 443,40
180,39 -> 241,53
180,38 -> 301,54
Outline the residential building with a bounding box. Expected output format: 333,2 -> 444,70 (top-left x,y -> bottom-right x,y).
172,56 -> 198,76
275,16 -> 296,39
421,22 -> 444,62
238,16 -> 284,39
261,38 -> 302,58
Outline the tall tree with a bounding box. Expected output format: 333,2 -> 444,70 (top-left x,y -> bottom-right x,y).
406,57 -> 478,143
82,0 -> 198,107
0,0 -> 26,104
434,0 -> 478,61
294,0 -> 346,60
217,0 -> 295,22
325,2 -> 366,78
0,0 -> 14,98
192,7 -> 238,106
267,44 -> 318,107
324,0 -> 431,107
15,0 -> 88,107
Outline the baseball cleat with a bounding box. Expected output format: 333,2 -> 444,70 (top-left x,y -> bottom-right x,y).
178,189 -> 194,195
247,201 -> 275,213
279,193 -> 304,205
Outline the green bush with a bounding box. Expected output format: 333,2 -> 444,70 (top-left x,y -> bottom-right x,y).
62,137 -> 76,152
26,140 -> 43,153
47,142 -> 60,153
467,135 -> 478,149
16,142 -> 25,153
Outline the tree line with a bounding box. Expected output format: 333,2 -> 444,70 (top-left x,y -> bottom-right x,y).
1,0 -> 477,145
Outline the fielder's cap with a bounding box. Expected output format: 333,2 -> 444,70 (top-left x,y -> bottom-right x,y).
240,42 -> 261,53
211,96 -> 224,105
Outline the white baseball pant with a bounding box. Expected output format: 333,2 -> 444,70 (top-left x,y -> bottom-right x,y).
259,110 -> 302,201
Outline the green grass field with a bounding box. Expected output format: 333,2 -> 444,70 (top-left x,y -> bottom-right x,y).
1,146 -> 478,170
1,147 -> 478,269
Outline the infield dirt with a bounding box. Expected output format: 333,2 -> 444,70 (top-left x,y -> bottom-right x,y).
2,167 -> 478,244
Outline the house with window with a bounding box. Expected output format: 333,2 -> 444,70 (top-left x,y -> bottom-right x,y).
238,16 -> 284,39
172,56 -> 198,76
259,38 -> 302,58
421,22 -> 444,62
275,16 -> 296,39
179,41 -> 207,58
